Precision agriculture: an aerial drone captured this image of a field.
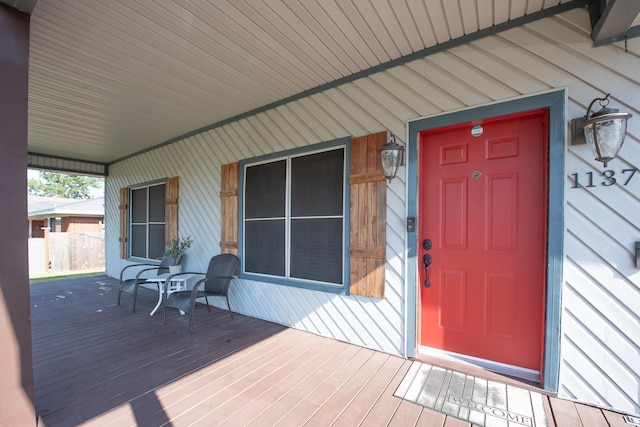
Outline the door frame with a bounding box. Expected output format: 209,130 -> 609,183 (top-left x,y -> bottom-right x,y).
405,89 -> 566,393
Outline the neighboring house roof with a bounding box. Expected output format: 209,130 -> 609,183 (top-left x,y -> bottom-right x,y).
28,196 -> 104,219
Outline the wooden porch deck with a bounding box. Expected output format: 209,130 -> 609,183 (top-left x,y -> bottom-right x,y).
31,276 -> 632,426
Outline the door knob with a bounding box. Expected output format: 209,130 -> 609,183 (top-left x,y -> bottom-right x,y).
423,254 -> 432,288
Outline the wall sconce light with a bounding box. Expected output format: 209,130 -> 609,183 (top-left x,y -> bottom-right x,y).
570,93 -> 632,167
379,132 -> 405,182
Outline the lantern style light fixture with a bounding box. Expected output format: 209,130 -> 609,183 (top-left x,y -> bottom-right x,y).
573,93 -> 632,167
378,132 -> 405,182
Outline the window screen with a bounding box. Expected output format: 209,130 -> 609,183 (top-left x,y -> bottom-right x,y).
290,218 -> 343,283
245,160 -> 286,219
129,182 -> 166,260
291,149 -> 344,217
242,146 -> 345,287
131,188 -> 147,223
131,225 -> 147,258
148,185 -> 166,222
245,220 -> 285,276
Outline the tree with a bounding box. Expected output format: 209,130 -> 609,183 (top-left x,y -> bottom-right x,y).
28,171 -> 103,199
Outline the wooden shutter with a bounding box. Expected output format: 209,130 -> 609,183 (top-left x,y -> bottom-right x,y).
119,187 -> 128,258
220,162 -> 238,255
349,132 -> 387,298
165,176 -> 179,241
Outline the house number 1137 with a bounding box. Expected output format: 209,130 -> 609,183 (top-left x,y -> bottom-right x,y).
570,168 -> 638,188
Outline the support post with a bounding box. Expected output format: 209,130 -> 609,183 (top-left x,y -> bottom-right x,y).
0,4 -> 36,425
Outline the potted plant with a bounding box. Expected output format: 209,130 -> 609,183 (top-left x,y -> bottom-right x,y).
166,236 -> 193,274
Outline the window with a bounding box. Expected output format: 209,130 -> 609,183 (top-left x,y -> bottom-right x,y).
129,182 -> 166,260
240,140 -> 349,291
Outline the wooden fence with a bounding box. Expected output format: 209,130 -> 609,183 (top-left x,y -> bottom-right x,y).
28,231 -> 105,275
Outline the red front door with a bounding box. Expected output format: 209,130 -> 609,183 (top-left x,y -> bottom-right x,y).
419,109 -> 548,372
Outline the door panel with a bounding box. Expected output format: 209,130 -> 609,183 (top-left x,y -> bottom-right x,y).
441,178 -> 467,248
487,173 -> 517,250
485,273 -> 516,338
440,269 -> 466,329
419,109 -> 547,371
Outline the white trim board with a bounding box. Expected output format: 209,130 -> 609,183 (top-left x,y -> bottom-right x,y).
419,346 -> 540,384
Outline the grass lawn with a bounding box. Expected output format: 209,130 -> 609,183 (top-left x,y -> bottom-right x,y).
30,269 -> 105,285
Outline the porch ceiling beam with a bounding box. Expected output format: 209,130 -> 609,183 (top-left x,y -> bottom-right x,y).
590,0 -> 640,45
28,152 -> 108,177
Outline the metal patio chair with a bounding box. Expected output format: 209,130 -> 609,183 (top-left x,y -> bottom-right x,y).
162,253 -> 239,334
117,254 -> 181,312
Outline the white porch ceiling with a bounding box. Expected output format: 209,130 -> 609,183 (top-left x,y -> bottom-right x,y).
19,1 -> 584,164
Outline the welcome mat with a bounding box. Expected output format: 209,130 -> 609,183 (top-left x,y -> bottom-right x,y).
394,362 -> 548,427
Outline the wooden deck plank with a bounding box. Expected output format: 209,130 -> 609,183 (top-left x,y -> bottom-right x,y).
359,359 -> 413,426
394,361 -> 423,399
331,355 -> 407,426
229,344 -> 365,425
37,316 -> 264,401
210,337 -> 350,427
42,313 -> 282,426
164,330 -> 328,426
246,346 -> 375,425
98,329 -> 304,426
541,394 -> 556,426
415,408 -> 447,426
549,396 -> 583,427
188,336 -> 340,425
387,399 -> 424,426
156,334 -> 301,423
31,278 -> 287,426
30,276 -> 638,427
574,402 -> 609,427
301,351 -> 393,425
153,330 -> 302,397
604,409 -> 635,426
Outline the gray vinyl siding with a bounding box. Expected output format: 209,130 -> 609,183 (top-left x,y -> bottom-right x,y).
105,8 -> 640,414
